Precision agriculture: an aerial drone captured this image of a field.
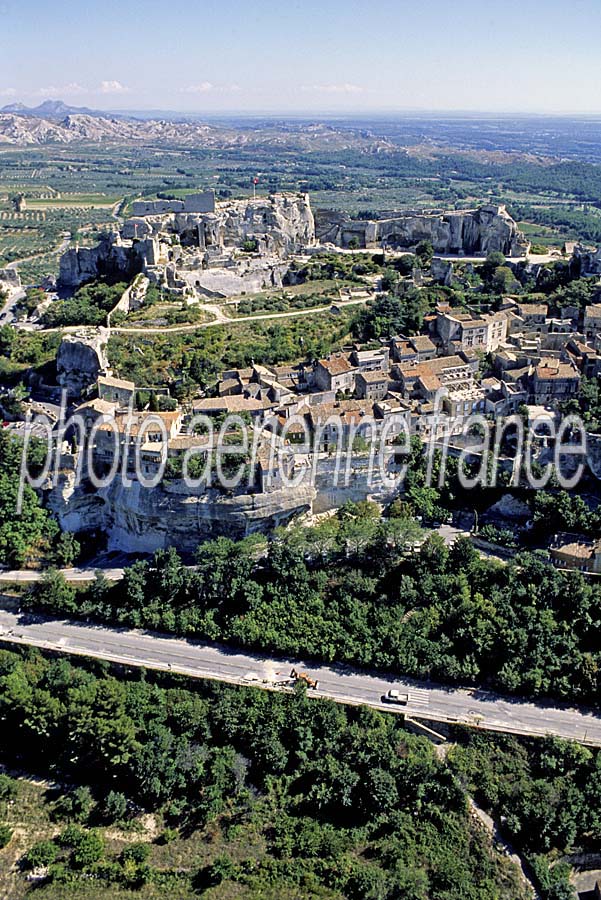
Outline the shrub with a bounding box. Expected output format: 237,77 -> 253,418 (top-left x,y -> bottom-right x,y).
23,839 -> 58,869
101,790 -> 128,823
0,775 -> 17,802
122,842 -> 151,864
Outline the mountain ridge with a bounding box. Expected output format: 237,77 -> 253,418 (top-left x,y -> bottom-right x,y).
0,108 -> 394,150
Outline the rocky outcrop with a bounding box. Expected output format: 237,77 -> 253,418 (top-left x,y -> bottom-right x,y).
315,204 -> 529,256
220,193 -> 314,253
59,194 -> 314,291
56,328 -> 109,398
430,258 -> 454,286
174,258 -> 290,298
46,443 -> 405,552
48,474 -> 315,553
0,268 -> 21,289
58,232 -> 157,288
572,244 -> 601,276
171,193 -> 315,254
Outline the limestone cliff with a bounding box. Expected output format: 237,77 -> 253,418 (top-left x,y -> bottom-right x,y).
56,328 -> 109,398
58,232 -> 156,288
59,194 -> 315,290
47,474 -> 316,552
572,244 -> 601,276
172,258 -> 290,298
315,204 -> 529,256
147,192 -> 315,254
46,447 -> 406,553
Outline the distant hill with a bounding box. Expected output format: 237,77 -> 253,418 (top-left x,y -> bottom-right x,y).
0,107 -> 395,151
0,98 -> 125,119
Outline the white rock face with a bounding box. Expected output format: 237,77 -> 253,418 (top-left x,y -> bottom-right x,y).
48,475 -> 316,552
175,259 -> 290,298
59,194 -> 315,292
56,328 -> 109,398
58,233 -> 157,288
315,204 -> 529,256
573,244 -> 601,275
46,448 -> 407,553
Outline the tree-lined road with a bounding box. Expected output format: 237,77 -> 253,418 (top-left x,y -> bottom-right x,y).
0,609 -> 599,746
0,567 -> 125,584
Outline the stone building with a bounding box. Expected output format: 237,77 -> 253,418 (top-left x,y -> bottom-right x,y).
435,307 -> 508,354
355,370 -> 389,400
550,533 -> 601,573
530,359 -> 580,404
314,355 -> 356,394
97,375 -> 136,407
584,303 -> 601,340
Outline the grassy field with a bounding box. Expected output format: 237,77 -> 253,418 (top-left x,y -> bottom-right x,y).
25,193 -> 120,210
517,220 -> 570,248
120,302 -> 216,328
226,278 -> 361,318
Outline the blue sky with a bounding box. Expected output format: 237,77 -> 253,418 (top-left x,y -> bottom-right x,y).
1,0 -> 600,113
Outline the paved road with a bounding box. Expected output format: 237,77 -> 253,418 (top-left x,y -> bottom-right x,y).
0,609 -> 598,745
0,567 -> 125,584
0,287 -> 25,325
333,247 -> 561,265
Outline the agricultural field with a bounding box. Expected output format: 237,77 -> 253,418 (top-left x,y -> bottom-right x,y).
24,193 -> 120,210
3,128 -> 601,284
0,187 -> 117,275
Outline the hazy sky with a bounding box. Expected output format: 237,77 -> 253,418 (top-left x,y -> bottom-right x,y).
1,0 -> 600,114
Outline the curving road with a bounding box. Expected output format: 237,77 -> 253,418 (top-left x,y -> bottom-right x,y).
0,609 -> 599,746
110,296 -> 369,335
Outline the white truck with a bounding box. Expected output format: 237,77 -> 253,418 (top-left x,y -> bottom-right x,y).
382,689 -> 409,705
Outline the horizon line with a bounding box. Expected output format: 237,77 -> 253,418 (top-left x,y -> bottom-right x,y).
4,99 -> 601,119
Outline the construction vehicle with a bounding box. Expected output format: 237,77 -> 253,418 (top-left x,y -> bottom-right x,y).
290,668 -> 319,690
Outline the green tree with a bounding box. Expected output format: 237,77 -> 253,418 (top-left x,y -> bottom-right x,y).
53,532 -> 81,568
101,790 -> 128,823
0,325 -> 15,358
492,265 -> 519,294
26,570 -> 77,616
482,250 -> 506,280
0,442 -> 58,567
23,839 -> 58,869
53,786 -> 93,823
415,239 -> 434,267
71,830 -> 104,869
0,774 -> 17,802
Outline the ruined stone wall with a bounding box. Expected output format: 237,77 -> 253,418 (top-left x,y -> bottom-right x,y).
315,205 -> 529,256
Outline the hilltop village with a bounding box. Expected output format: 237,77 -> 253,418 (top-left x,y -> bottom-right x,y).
6,190 -> 601,558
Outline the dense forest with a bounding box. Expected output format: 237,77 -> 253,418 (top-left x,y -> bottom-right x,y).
25,501 -> 601,704
449,731 -> 601,900
0,646 -> 529,899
